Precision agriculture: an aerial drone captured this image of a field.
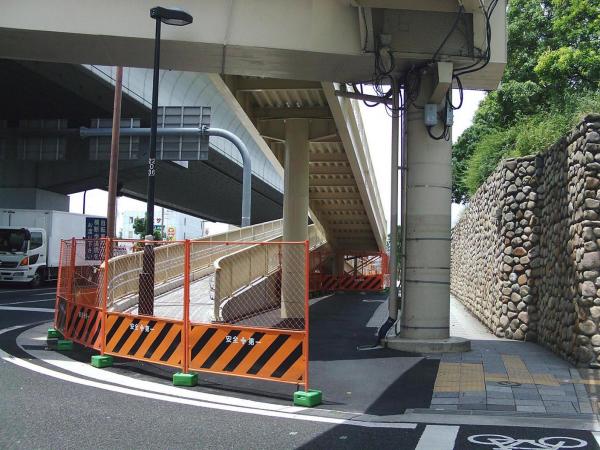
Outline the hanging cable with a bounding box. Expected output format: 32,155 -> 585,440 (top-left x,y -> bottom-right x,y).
454,0 -> 499,76
447,74 -> 464,110
432,5 -> 466,62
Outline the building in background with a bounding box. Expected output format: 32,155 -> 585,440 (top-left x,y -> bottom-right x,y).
117,208 -> 201,240
117,208 -> 234,240
69,190 -> 235,240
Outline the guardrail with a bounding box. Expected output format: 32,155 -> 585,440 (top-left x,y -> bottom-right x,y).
212,225 -> 326,321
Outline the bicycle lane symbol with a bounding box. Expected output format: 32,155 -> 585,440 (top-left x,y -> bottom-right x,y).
466,434 -> 589,450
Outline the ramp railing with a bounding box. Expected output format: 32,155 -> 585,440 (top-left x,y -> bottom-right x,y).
107,219 -> 284,310
212,224 -> 327,321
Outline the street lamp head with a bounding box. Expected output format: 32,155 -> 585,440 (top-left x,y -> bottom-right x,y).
150,6 -> 193,26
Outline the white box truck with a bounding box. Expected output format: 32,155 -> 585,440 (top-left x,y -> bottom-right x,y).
0,209 -> 106,287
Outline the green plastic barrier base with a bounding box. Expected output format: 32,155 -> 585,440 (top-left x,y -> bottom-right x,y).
293,389 -> 322,407
57,340 -> 73,351
91,355 -> 114,368
173,372 -> 198,387
47,328 -> 63,339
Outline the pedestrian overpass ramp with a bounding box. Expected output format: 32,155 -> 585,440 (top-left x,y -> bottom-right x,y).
216,75 -> 387,254
107,219 -> 327,325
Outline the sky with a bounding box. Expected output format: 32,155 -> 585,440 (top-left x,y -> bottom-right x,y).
69,190 -> 230,236
358,89 -> 486,229
70,88 -> 486,233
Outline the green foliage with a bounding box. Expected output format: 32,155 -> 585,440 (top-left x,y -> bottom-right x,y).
465,127 -> 518,194
132,217 -> 163,240
463,92 -> 600,195
536,0 -> 600,90
452,0 -> 600,200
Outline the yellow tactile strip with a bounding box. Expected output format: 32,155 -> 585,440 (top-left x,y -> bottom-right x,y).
432,356 -> 576,393
532,373 -> 561,387
434,363 -> 485,392
484,373 -> 508,383
460,363 -> 486,392
433,362 -> 460,392
501,355 -> 536,384
575,379 -> 600,385
433,355 -> 600,393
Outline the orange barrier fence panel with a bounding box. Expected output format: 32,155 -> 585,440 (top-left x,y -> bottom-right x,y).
188,323 -> 305,384
189,240 -> 309,387
54,237 -> 310,388
55,297 -> 103,350
309,251 -> 388,293
337,274 -> 384,291
104,312 -> 183,368
55,238 -> 107,349
100,238 -> 186,369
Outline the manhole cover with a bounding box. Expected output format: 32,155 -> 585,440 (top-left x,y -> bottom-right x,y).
497,381 -> 521,387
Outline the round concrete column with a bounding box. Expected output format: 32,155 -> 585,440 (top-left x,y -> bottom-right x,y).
399,98 -> 452,340
333,253 -> 346,276
281,119 -> 309,319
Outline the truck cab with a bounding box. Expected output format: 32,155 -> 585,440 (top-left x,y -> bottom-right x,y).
0,227 -> 47,286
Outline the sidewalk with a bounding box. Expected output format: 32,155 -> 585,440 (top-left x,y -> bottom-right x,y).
427,296 -> 595,415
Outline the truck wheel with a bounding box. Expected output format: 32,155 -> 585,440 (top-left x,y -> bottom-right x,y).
29,270 -> 43,288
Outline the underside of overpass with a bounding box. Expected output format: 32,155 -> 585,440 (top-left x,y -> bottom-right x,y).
0,59 -> 284,224
220,76 -> 386,253
0,0 -> 508,346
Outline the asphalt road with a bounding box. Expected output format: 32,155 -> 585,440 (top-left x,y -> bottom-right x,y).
1,285 -> 599,449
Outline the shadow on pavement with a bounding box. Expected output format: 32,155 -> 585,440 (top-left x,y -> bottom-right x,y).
308,292 -> 438,414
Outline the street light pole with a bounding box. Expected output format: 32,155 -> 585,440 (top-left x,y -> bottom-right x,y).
139,6 -> 193,316
146,16 -> 161,238
107,66 -> 123,238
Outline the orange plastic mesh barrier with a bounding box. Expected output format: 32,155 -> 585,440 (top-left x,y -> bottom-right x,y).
54,238 -> 106,349
318,274 -> 384,291
310,252 -> 388,293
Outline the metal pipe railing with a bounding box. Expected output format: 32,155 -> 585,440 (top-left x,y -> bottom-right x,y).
79,126 -> 253,227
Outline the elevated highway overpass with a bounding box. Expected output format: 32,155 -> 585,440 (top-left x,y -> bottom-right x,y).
0,0 -> 507,348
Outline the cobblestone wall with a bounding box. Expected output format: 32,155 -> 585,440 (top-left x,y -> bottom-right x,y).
451,115 -> 600,366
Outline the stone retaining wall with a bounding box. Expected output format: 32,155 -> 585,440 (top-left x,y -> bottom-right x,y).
451,115 -> 600,366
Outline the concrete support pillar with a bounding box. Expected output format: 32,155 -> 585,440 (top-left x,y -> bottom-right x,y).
400,73 -> 452,340
333,253 -> 345,276
281,119 -> 309,319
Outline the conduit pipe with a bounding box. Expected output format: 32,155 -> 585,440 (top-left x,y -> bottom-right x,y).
80,126 -> 252,227
377,77 -> 401,343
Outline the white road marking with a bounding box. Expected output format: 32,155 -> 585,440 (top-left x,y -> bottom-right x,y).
415,425 -> 459,450
5,324 -> 417,430
0,306 -> 54,313
3,299 -> 55,305
19,332 -> 304,413
1,350 -> 417,429
0,322 -> 46,335
594,431 -> 600,446
0,288 -> 55,294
